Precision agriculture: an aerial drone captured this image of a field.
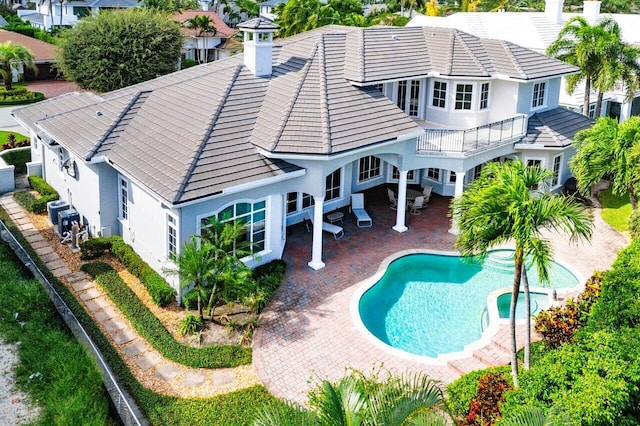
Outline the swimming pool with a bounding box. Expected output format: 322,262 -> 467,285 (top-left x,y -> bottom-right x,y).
354,249 -> 579,360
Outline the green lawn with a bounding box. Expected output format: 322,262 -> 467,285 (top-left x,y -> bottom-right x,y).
0,130 -> 29,149
599,186 -> 632,231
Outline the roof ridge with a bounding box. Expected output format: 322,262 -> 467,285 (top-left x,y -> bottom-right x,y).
173,65 -> 243,203
445,30 -> 455,75
358,28 -> 365,83
456,31 -> 488,76
85,90 -> 150,161
265,43 -> 318,152
319,35 -> 331,154
500,40 -> 527,80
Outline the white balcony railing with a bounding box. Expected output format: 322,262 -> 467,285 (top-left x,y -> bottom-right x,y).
416,114 -> 527,154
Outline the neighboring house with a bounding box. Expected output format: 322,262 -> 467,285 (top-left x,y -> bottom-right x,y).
0,16 -> 8,27
12,18 -> 592,298
17,0 -> 138,31
174,10 -> 237,63
258,0 -> 286,20
407,0 -> 640,122
0,30 -> 57,80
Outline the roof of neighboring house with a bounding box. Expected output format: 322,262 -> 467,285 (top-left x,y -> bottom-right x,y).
259,0 -> 287,7
407,12 -> 640,53
0,30 -> 56,62
20,13 -> 46,28
14,25 -> 580,206
0,16 -> 8,27
174,10 -> 236,37
525,108 -> 594,147
65,0 -> 137,7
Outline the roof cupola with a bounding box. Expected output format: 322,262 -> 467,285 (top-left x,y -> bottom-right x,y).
238,17 -> 279,77
544,0 -> 564,24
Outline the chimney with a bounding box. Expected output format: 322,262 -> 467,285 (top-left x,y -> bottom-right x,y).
199,0 -> 211,11
583,1 -> 601,24
544,0 -> 564,24
238,18 -> 278,77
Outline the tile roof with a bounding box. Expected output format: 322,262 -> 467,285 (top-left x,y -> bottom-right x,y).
65,0 -> 137,7
525,108 -> 593,147
174,10 -> 236,37
0,30 -> 56,62
237,17 -> 279,30
19,25 -> 577,206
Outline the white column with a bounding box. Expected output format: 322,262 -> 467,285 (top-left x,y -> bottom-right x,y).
449,171 -> 466,235
308,196 -> 326,270
620,101 -> 633,122
393,170 -> 408,233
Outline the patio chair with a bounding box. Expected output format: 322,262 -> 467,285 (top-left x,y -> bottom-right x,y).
350,193 -> 373,228
387,188 -> 398,210
307,211 -> 344,240
422,185 -> 433,203
408,196 -> 425,215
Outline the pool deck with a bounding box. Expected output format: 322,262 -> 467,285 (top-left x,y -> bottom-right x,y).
252,185 -> 629,404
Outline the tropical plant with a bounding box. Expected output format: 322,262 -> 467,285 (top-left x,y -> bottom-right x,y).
275,0 -> 364,38
454,160 -> 593,386
139,0 -> 198,12
501,406 -> 574,426
55,8 -> 182,92
0,41 -> 36,91
571,116 -> 640,210
184,14 -> 216,64
547,17 -> 619,117
172,236 -> 217,319
178,313 -> 203,335
254,370 -> 450,425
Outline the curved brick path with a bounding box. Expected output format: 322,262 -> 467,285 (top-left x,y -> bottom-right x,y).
253,186 -> 629,404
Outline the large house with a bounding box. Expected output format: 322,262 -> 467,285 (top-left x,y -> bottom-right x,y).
407,0 -> 640,122
17,0 -> 138,30
12,19 -> 593,298
0,30 -> 57,81
174,10 -> 238,63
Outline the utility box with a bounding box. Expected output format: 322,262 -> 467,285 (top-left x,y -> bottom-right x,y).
47,200 -> 69,225
58,209 -> 80,236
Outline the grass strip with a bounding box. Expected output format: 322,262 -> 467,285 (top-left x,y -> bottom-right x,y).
0,207 -> 287,425
599,186 -> 632,231
82,261 -> 252,368
0,243 -> 109,425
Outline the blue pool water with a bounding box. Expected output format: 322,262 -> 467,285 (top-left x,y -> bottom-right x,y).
497,291 -> 550,319
358,250 -> 578,358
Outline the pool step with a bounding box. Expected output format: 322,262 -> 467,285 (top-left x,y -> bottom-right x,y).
447,356 -> 491,375
473,342 -> 510,366
482,250 -> 516,273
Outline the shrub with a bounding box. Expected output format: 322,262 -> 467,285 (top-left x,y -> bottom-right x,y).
13,190 -> 35,211
182,290 -> 198,311
1,149 -> 30,173
534,272 -> 603,349
181,58 -> 196,69
110,236 -> 175,306
467,372 -> 513,426
629,210 -> 640,239
178,313 -> 202,336
447,366 -> 510,420
80,261 -> 251,368
0,91 -> 44,105
79,237 -> 112,260
26,175 -> 59,213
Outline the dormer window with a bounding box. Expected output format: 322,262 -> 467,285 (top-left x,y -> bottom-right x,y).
532,82 -> 546,109
455,84 -> 472,110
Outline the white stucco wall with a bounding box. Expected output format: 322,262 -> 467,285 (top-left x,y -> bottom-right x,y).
517,77 -> 562,115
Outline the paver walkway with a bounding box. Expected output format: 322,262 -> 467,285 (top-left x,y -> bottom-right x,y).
253,186 -> 630,404
0,194 -> 258,399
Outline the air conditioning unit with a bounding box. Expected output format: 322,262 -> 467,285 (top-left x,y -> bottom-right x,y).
47,200 -> 69,225
58,208 -> 80,236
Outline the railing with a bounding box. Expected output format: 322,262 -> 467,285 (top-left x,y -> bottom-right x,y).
416,114 -> 527,154
480,307 -> 489,333
0,220 -> 147,426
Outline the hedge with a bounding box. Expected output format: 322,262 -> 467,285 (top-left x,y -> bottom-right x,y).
81,261 -> 252,369
110,236 -> 175,306
1,149 -> 30,173
79,237 -> 113,260
0,91 -> 45,106
13,190 -> 36,212
26,175 -> 59,214
0,207 -> 287,425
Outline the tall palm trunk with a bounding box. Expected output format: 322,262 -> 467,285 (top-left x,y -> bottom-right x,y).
510,250 -> 523,388
582,76 -> 591,117
522,263 -> 531,370
630,191 -> 638,211
594,91 -> 604,119
207,282 -> 218,322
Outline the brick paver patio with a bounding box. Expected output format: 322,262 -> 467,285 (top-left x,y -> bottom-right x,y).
253,185 -> 629,404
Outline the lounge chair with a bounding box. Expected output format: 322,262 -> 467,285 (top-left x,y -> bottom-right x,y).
387,188 -> 398,210
422,185 -> 433,203
350,193 -> 373,228
408,196 -> 425,215
307,211 -> 344,240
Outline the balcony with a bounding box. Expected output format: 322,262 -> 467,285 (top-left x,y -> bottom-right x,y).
416,114 -> 527,155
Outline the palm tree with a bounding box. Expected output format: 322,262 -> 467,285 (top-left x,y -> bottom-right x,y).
501,406 -> 575,426
254,371 -> 450,425
454,160 -> 593,386
547,17 -> 619,117
184,15 -> 216,64
571,116 -> 640,210
0,42 -> 36,91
